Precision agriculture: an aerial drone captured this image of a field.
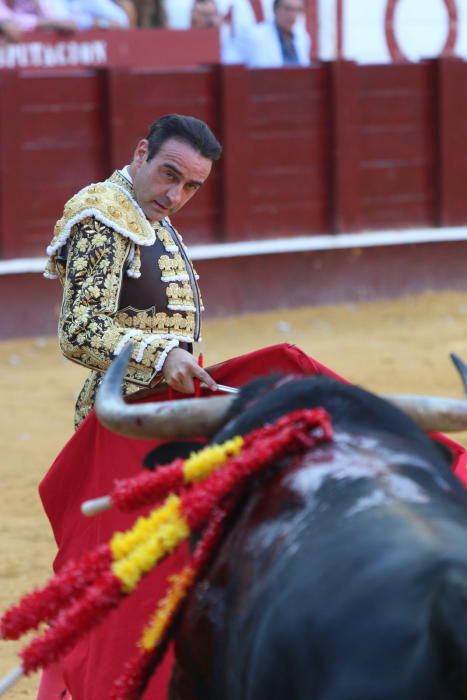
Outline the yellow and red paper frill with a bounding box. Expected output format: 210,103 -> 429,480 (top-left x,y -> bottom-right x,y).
0,408 -> 332,699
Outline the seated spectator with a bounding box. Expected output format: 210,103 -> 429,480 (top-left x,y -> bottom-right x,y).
136,0 -> 167,27
190,0 -> 241,63
11,0 -> 126,29
14,0 -> 130,29
0,19 -> 20,41
237,0 -> 310,67
191,0 -> 220,28
0,0 -> 34,40
114,0 -> 137,26
0,0 -> 77,39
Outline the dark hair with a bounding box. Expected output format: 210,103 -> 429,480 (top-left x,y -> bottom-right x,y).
146,114 -> 222,162
137,0 -> 167,27
273,0 -> 303,9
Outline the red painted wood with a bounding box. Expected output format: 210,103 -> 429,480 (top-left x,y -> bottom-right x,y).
357,62 -> 438,230
307,0 -> 319,61
218,64 -> 249,241
1,70 -> 106,257
330,60 -> 361,232
0,29 -> 219,72
196,240 -> 467,316
1,59 -> 467,260
242,65 -> 331,239
336,0 -> 344,59
104,68 -> 136,171
0,71 -> 20,258
361,199 -> 436,230
436,57 -> 467,226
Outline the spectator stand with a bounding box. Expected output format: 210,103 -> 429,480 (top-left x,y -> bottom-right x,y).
0,4 -> 467,338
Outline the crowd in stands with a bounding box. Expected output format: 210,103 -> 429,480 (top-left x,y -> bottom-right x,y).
0,0 -> 132,39
0,0 -> 310,68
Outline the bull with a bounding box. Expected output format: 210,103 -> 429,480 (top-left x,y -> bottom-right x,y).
95,347 -> 467,700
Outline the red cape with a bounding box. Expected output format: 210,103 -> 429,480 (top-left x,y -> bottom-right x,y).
38,344 -> 467,699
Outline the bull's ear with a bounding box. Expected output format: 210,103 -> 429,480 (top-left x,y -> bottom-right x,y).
431,567 -> 467,696
143,441 -> 205,471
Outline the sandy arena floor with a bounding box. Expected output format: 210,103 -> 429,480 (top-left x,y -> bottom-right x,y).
1,290 -> 467,698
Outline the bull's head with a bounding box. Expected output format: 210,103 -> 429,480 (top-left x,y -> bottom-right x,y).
95,345 -> 467,439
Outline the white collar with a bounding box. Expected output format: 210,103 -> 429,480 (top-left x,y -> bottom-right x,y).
119,165 -> 133,183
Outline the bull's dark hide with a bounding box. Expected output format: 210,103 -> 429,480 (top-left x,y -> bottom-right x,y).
160,376 -> 467,700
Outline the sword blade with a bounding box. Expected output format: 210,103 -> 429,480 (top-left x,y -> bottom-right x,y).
202,382 -> 240,395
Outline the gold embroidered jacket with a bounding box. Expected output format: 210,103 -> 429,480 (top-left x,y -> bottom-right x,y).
45,171 -> 203,428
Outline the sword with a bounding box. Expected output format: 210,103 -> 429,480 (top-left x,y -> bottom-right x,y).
202,382 -> 240,395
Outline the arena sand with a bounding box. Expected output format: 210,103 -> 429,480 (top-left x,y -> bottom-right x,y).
1,290 -> 467,698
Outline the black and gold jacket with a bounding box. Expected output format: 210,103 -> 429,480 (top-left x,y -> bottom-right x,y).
45,170 -> 203,427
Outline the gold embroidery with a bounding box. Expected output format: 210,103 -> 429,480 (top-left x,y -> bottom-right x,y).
57,218 -> 190,400
46,178 -> 155,267
150,216 -> 202,315
158,253 -> 189,277
155,225 -> 176,250
74,370 -> 140,429
115,308 -> 195,336
48,170 -> 203,426
107,205 -> 121,219
166,282 -> 195,307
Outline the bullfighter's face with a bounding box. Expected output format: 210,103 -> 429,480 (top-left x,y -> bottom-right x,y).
130,137 -> 212,222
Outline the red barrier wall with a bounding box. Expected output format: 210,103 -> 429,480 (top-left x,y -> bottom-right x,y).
1,57 -> 467,259
0,28 -> 219,71
358,62 -> 437,229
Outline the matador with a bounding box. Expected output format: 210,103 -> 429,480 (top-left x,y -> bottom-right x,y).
44,114 -> 221,428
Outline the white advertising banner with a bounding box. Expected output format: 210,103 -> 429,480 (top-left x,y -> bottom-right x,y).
0,40 -> 107,69
325,0 -> 467,63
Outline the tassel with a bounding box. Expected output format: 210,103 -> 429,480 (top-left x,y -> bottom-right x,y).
126,244 -> 141,279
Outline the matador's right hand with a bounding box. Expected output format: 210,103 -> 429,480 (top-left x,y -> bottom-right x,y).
162,347 -> 218,394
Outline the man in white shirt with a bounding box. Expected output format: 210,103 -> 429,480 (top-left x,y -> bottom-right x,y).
238,0 -> 310,68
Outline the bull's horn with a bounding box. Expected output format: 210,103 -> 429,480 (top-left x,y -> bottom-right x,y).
94,344 -> 234,440
381,394 -> 467,433
450,353 -> 467,397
